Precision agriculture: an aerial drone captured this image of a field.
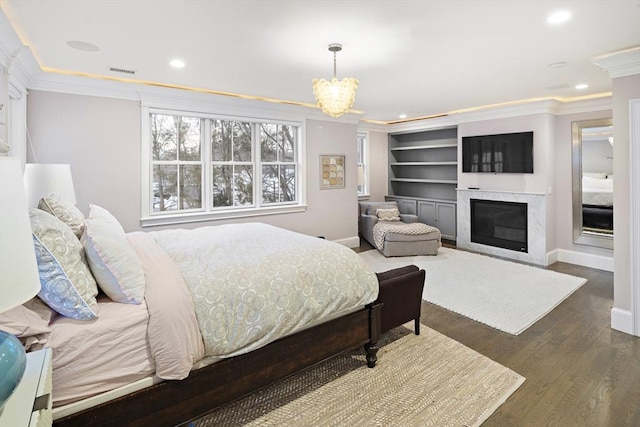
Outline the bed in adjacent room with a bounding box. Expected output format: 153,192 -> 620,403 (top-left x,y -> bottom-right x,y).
581,175 -> 613,231
0,195 -> 381,426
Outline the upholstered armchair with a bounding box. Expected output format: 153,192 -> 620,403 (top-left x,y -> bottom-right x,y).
358,201 -> 418,248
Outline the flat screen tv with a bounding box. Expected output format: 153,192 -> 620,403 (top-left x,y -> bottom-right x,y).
462,131 -> 534,173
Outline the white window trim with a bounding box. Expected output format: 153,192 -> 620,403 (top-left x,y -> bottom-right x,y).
357,131 -> 370,199
140,105 -> 306,227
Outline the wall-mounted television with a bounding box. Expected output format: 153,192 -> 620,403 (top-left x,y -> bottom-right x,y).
462,131 -> 534,173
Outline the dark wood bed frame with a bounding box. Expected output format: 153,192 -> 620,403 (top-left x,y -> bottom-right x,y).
53,302 -> 383,427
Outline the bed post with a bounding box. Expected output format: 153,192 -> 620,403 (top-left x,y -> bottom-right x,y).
365,302 -> 383,368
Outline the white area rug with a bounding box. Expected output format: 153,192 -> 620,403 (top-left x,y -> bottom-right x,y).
359,247 -> 587,335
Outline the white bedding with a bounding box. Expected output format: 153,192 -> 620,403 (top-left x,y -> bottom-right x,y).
582,176 -> 613,206
51,222 -> 378,412
50,295 -> 155,406
150,222 -> 379,359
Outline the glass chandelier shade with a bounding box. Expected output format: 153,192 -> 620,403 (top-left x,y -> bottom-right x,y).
312,44 -> 358,118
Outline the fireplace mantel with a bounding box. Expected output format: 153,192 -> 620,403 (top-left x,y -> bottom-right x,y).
457,189 -> 547,265
457,189 -> 546,196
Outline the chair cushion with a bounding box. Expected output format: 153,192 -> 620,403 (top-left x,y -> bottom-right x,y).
384,229 -> 441,242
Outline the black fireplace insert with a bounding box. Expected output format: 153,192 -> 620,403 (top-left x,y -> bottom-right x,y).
471,199 -> 528,252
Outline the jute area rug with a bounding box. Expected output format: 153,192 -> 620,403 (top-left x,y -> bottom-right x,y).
359,247 -> 587,335
193,326 -> 525,426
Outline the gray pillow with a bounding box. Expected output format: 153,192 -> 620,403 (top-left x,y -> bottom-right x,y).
38,193 -> 85,239
30,208 -> 98,320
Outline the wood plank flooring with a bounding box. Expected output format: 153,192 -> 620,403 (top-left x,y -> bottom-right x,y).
355,240 -> 640,427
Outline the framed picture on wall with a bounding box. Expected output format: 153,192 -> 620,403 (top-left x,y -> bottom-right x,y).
320,154 -> 345,189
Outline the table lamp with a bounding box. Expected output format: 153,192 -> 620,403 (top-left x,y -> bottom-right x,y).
0,158 -> 42,410
23,163 -> 77,207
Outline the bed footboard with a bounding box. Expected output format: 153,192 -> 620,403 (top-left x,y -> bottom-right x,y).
54,302 -> 382,427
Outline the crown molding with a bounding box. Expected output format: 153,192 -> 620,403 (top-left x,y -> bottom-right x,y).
386,115 -> 457,133
0,10 -> 22,67
382,95 -> 613,131
553,96 -> 612,115
0,10 -> 39,92
304,110 -> 362,125
593,46 -> 640,79
29,71 -> 366,124
356,121 -> 388,133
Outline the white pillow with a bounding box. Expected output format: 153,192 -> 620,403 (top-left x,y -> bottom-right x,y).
82,204 -> 146,304
583,172 -> 607,179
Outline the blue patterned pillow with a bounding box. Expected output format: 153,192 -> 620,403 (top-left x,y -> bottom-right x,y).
29,209 -> 98,320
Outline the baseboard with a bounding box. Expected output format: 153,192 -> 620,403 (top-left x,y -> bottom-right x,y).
545,249 -> 559,266
555,249 -> 614,272
334,236 -> 361,249
611,307 -> 634,335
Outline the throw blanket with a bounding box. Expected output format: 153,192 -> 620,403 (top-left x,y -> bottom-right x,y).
149,223 -> 378,360
373,222 -> 440,250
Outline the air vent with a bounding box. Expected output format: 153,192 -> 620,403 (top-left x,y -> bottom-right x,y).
109,67 -> 136,75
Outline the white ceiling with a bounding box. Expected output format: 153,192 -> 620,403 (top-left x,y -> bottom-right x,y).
2,0 -> 639,123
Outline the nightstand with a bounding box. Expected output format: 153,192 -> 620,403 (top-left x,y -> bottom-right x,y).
0,348 -> 52,427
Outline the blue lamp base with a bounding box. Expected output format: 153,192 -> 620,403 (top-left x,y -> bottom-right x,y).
0,330 -> 27,410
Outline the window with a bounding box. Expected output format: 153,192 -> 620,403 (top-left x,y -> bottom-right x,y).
357,132 -> 368,197
151,114 -> 202,212
144,109 -> 303,226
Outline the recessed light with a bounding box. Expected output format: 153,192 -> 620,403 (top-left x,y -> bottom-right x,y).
575,84 -> 589,90
547,10 -> 571,25
170,59 -> 186,69
398,114 -> 408,119
67,40 -> 100,52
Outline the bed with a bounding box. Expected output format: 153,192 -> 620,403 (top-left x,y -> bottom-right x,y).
581,175 -> 613,231
0,197 -> 382,426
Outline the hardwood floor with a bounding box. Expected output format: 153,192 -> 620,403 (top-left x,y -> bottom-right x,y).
356,239 -> 640,427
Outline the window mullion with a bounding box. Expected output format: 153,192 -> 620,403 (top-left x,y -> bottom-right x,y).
254,123 -> 261,208
203,119 -> 211,212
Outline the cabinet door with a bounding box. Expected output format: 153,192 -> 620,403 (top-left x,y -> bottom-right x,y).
436,202 -> 457,241
385,197 -> 415,214
417,201 -> 436,226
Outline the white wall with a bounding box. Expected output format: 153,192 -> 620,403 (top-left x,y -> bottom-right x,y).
582,139 -> 613,175
26,90 -> 361,244
612,74 -> 640,314
367,130 -> 388,202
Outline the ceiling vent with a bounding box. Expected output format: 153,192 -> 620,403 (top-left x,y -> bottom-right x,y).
109,67 -> 136,75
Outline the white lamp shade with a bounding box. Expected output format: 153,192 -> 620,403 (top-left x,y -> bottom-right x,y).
0,158 -> 41,313
357,164 -> 365,186
24,163 -> 77,207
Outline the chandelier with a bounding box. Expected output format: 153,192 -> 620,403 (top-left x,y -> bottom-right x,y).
312,43 -> 358,118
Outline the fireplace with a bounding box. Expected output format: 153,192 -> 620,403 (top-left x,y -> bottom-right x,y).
471,199 -> 528,252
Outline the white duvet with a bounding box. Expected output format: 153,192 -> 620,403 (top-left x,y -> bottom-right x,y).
148,223 -> 378,360
582,176 -> 613,206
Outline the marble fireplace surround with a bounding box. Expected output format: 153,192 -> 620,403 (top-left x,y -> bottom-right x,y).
457,189 -> 547,266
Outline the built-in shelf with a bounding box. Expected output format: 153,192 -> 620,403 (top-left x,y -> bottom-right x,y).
388,127 -> 459,242
390,143 -> 458,151
390,161 -> 457,166
391,178 -> 458,184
